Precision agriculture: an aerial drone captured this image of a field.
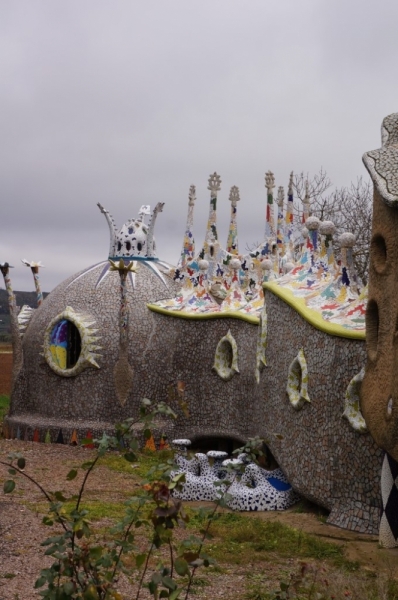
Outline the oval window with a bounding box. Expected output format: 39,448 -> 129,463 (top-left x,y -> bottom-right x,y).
44,306 -> 101,377
213,330 -> 239,381
286,349 -> 310,410
49,319 -> 81,369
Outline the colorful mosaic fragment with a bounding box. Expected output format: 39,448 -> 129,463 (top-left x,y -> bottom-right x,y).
176,185 -> 196,274
226,186 -> 240,254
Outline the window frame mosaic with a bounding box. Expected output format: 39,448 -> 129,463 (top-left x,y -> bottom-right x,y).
43,306 -> 102,378
212,329 -> 239,381
286,348 -> 310,410
343,367 -> 368,433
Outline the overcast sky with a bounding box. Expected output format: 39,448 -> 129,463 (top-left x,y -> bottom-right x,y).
1,0 -> 397,292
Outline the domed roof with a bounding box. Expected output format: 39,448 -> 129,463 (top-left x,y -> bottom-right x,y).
11,256 -> 179,429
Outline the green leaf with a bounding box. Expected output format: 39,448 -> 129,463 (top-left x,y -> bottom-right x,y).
17,457 -> 25,470
162,576 -> 177,590
63,581 -> 74,594
280,581 -> 289,591
3,480 -> 15,494
124,452 -> 137,463
66,469 -> 78,481
144,428 -> 152,440
8,468 -> 16,476
135,553 -> 146,568
54,491 -> 67,501
169,589 -> 182,600
34,575 -> 47,589
174,558 -> 189,576
81,461 -> 94,470
129,438 -> 139,451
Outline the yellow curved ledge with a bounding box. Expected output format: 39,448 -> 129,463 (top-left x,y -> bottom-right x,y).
147,304 -> 259,325
263,282 -> 365,340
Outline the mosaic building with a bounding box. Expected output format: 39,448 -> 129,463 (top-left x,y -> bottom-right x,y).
4,118 -> 397,537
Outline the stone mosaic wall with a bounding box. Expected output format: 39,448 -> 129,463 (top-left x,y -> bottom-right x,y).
7,261 -> 260,447
261,290 -> 383,533
7,261 -> 180,434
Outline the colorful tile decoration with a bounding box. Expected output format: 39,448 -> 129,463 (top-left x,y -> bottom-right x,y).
148,171 -> 366,344
176,185 -> 196,274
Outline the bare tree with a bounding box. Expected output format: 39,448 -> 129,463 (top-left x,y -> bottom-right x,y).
293,171 -> 372,285
293,168 -> 333,215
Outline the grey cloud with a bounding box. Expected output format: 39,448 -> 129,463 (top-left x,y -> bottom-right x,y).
0,0 -> 396,291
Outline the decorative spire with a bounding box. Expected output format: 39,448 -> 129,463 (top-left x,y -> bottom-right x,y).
276,186 -> 284,255
138,205 -> 151,223
264,171 -> 276,239
147,202 -> 164,258
97,203 -> 118,258
176,185 -> 196,272
318,221 -> 336,269
0,262 -> 23,389
0,262 -> 15,313
302,180 -> 310,223
205,172 -> 221,245
336,232 -> 360,298
285,172 -> 294,241
226,185 -> 240,255
21,259 -> 45,307
98,203 -> 163,260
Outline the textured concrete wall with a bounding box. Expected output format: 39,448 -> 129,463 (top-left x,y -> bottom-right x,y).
362,189 -> 398,461
261,291 -> 383,533
7,261 -> 260,445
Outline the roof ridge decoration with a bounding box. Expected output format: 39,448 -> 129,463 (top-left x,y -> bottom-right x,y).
176,185 -> 196,274
205,172 -> 222,245
363,112 -> 398,207
147,202 -> 164,258
150,170 -> 366,327
264,171 -> 276,239
97,202 -> 164,261
226,185 -> 240,255
276,185 -> 285,254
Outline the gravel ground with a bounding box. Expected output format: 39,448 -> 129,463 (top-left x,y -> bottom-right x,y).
0,439 -> 398,599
